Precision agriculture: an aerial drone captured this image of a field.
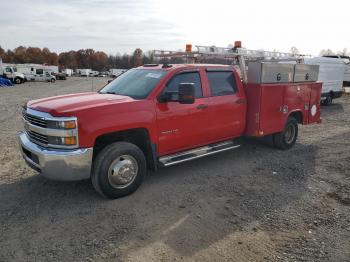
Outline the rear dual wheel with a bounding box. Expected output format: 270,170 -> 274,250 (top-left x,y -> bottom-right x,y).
273,117 -> 298,150
322,95 -> 333,106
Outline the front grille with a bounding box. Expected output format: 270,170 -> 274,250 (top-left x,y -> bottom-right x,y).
27,130 -> 48,146
23,110 -> 46,128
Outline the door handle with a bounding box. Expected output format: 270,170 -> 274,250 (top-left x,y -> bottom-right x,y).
197,104 -> 208,109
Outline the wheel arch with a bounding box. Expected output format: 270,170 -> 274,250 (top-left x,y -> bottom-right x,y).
288,110 -> 303,124
93,128 -> 157,171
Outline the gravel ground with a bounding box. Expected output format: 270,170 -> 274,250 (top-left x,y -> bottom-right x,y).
0,77 -> 349,262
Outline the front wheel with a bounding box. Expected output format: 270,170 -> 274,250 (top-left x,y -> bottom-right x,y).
51,78 -> 56,83
91,142 -> 147,198
14,77 -> 22,84
273,117 -> 298,150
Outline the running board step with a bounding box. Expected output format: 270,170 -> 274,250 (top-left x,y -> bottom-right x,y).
158,140 -> 240,167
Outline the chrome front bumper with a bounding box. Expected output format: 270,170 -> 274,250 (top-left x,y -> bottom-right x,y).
18,132 -> 93,181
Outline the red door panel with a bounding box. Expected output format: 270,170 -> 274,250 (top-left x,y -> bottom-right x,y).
156,98 -> 210,155
207,95 -> 245,142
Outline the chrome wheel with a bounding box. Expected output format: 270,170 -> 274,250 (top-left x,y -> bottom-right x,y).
107,155 -> 138,189
284,124 -> 296,144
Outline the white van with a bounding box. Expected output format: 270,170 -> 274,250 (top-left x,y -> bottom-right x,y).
323,55 -> 350,86
305,57 -> 344,105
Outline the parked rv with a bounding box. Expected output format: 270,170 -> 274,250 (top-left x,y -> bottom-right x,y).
25,69 -> 56,82
305,57 -> 344,105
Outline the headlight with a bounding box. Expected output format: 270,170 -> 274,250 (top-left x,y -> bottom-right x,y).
46,119 -> 78,148
47,120 -> 77,129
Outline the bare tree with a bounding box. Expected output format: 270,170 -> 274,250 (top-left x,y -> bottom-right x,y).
319,49 -> 335,56
337,48 -> 348,56
290,46 -> 299,55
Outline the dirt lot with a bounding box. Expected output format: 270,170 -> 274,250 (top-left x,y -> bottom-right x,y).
0,77 -> 349,262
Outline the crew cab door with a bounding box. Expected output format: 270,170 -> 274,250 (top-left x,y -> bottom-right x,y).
205,70 -> 246,142
155,70 -> 210,155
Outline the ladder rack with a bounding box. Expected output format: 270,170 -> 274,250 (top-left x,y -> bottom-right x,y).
153,44 -> 309,82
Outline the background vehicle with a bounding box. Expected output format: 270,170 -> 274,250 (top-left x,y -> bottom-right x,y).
0,62 -> 25,84
25,69 -> 56,82
89,71 -> 99,77
78,69 -> 91,77
52,72 -> 67,80
18,44 -> 322,199
109,68 -> 127,77
323,55 -> 350,86
61,68 -> 73,76
305,57 -> 344,105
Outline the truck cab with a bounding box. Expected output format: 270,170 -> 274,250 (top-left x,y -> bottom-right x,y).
1,66 -> 25,84
18,62 -> 322,199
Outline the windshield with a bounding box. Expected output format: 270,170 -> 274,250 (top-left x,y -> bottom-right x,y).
99,69 -> 166,99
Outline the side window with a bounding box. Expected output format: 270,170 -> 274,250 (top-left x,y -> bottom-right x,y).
36,69 -> 43,75
164,72 -> 202,98
207,71 -> 237,96
5,67 -> 11,73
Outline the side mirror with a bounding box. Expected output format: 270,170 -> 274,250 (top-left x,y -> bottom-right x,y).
178,83 -> 195,104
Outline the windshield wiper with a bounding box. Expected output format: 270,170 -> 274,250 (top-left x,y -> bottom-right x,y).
100,91 -> 133,98
101,91 -> 118,94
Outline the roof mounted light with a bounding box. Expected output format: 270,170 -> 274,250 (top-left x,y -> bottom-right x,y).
234,41 -> 242,48
186,44 -> 192,53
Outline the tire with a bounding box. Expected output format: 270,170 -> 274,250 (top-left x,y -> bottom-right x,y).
14,77 -> 21,84
322,94 -> 333,106
91,142 -> 147,199
273,117 -> 298,150
51,78 -> 56,83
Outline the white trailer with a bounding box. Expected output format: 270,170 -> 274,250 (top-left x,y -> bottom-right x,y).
305,57 -> 344,105
77,69 -> 91,77
62,69 -> 73,76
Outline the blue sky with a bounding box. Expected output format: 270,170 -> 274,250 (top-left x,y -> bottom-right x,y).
0,0 -> 348,55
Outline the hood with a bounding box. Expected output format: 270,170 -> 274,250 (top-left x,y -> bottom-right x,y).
27,92 -> 135,116
14,72 -> 24,78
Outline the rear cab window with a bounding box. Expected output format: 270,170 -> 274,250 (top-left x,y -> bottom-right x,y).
206,70 -> 237,96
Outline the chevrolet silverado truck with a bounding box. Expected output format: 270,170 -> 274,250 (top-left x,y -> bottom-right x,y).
18,63 -> 322,198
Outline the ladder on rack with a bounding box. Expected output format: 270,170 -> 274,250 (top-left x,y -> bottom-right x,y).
153,42 -> 309,82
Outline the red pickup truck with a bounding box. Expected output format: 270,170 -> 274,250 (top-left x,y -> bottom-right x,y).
19,63 -> 322,198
